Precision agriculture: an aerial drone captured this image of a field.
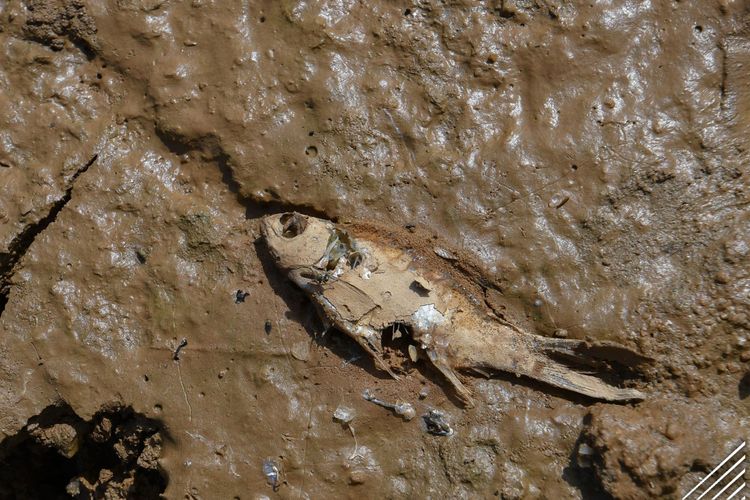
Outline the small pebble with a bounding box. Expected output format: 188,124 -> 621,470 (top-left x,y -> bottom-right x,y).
291,341 -> 310,362
66,479 -> 81,496
553,329 -> 568,338
349,470 -> 367,485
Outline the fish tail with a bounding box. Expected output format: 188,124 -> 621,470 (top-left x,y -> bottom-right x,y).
450,324 -> 646,402
527,358 -> 644,401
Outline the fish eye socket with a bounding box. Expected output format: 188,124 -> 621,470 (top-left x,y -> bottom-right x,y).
280,213 -> 308,238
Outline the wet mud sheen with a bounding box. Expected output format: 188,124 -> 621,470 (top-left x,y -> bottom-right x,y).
0,0 -> 748,498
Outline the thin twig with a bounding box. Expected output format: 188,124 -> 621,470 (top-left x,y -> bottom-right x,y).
176,361 -> 193,422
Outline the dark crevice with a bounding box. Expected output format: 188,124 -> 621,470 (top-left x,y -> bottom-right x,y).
0,401 -> 169,499
0,154 -> 97,316
153,127 -> 332,221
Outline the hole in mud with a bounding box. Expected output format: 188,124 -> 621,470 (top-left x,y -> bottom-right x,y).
404,8 -> 411,15
305,145 -> 318,157
259,16 -> 266,23
0,402 -> 168,499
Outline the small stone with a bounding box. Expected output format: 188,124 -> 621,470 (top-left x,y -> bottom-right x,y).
349,469 -> 367,485
664,422 -> 679,440
66,479 -> 81,496
715,271 -> 730,284
98,468 -> 113,483
291,341 -> 310,361
91,417 -> 112,443
29,423 -> 80,458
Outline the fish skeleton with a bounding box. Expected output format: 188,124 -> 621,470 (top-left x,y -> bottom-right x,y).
261,213 -> 647,405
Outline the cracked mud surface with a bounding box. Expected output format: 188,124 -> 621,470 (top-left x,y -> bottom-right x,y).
0,0 -> 748,498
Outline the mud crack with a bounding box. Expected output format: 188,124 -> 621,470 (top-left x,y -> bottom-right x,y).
0,154 -> 97,316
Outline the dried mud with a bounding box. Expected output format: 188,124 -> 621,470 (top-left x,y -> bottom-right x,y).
0,0 -> 748,498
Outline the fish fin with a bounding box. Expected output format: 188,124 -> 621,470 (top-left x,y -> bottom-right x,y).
453,323 -> 645,402
427,349 -> 475,407
309,290 -> 399,379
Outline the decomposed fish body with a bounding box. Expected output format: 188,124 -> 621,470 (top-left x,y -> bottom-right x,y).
261,213 -> 647,405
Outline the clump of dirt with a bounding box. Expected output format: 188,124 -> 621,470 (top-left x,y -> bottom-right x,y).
21,0 -> 97,54
0,402 -> 167,499
580,399 -> 743,499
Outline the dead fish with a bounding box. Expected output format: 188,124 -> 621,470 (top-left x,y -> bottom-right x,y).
261,213 -> 647,405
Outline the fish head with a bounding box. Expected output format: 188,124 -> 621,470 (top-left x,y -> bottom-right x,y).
261,213 -> 334,271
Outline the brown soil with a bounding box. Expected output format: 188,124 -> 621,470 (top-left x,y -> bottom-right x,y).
0,0 -> 748,498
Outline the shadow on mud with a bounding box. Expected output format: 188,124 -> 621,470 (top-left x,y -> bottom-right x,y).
0,402 -> 169,499
561,414 -> 614,500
